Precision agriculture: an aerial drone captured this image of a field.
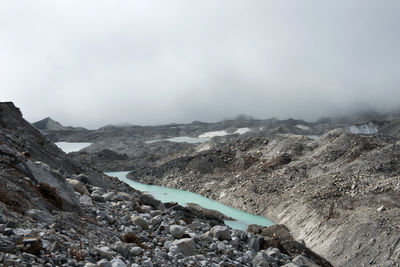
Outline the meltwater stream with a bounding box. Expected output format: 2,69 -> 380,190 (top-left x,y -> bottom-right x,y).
106,171 -> 274,231
55,142 -> 274,230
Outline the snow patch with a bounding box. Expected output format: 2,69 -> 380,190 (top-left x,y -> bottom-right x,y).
196,143 -> 211,152
348,122 -> 378,135
234,127 -> 251,134
295,124 -> 311,131
199,128 -> 252,138
199,130 -> 228,138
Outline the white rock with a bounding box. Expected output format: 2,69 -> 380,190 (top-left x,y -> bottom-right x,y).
377,205 -> 386,211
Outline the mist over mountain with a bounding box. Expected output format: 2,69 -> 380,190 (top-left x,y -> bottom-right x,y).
1,1 -> 400,128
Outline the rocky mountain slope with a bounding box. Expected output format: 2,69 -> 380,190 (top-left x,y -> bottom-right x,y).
1,101 -> 331,266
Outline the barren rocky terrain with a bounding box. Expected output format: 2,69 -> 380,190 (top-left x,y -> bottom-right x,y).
30,105 -> 400,266
128,130 -> 400,266
0,102 -> 335,266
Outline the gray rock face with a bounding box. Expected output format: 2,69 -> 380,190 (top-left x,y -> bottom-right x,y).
172,238 -> 196,256
16,160 -> 80,211
210,225 -> 231,241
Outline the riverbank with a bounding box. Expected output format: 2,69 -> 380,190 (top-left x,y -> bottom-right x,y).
106,171 -> 274,231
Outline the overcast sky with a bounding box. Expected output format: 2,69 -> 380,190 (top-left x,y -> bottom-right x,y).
1,1 -> 399,128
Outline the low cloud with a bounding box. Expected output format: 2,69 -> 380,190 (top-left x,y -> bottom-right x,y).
1,0 -> 399,128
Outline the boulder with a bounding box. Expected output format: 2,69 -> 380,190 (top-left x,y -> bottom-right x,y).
67,179 -> 89,195
172,238 -> 196,256
0,237 -> 16,253
150,215 -> 163,225
292,255 -> 319,267
210,225 -> 231,241
249,236 -> 263,252
0,144 -> 16,156
131,246 -> 143,256
169,225 -> 185,239
140,193 -> 165,210
16,160 -> 80,211
110,258 -> 127,267
131,216 -> 149,230
97,259 -> 112,267
95,246 -> 117,259
252,251 -> 278,267
79,195 -> 94,206
0,211 -> 8,224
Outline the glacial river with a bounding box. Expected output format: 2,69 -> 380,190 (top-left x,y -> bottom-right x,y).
106,171 -> 274,231
57,142 -> 274,230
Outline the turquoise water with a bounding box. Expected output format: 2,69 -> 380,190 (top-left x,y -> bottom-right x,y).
146,136 -> 210,144
106,171 -> 274,231
55,142 -> 92,153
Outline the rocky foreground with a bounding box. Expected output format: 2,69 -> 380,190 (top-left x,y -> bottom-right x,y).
0,104 -> 335,266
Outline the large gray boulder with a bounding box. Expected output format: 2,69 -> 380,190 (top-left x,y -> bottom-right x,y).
169,225 -> 185,239
16,160 -> 80,211
210,225 -> 231,241
172,238 -> 196,256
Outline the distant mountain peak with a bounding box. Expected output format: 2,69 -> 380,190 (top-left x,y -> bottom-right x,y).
33,117 -> 66,131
